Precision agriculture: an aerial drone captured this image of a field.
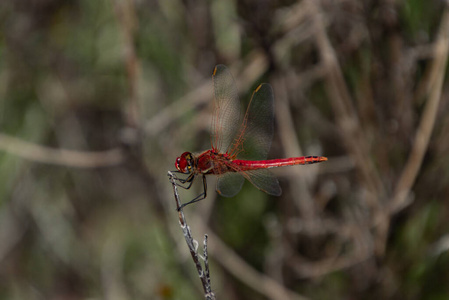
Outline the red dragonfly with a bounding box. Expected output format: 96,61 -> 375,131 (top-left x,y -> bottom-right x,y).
173,65 -> 327,208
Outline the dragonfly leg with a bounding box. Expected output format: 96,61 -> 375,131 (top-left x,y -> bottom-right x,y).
178,175 -> 207,210
170,171 -> 195,189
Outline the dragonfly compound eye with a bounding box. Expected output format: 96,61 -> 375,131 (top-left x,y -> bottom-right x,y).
176,152 -> 195,173
175,156 -> 187,172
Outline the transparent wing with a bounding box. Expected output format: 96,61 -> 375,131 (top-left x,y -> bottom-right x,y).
211,65 -> 243,154
216,172 -> 245,198
239,168 -> 282,196
211,68 -> 279,198
228,83 -> 274,160
216,163 -> 282,198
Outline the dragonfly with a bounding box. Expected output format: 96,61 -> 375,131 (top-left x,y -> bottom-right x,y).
172,65 -> 327,208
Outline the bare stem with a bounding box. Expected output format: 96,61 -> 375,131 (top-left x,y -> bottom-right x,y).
167,171 -> 215,299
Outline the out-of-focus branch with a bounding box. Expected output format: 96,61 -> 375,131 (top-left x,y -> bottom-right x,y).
308,1 -> 384,204
307,0 -> 390,257
0,133 -> 124,168
273,76 -> 317,220
0,205 -> 28,264
206,227 -> 310,300
287,220 -> 374,278
391,4 -> 449,212
113,0 -> 140,128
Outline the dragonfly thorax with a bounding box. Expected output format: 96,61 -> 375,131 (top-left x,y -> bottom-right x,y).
175,151 -> 195,174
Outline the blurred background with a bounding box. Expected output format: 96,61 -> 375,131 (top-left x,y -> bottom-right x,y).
0,0 -> 448,299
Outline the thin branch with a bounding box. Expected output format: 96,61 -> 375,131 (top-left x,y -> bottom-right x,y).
308,0 -> 384,202
390,4 -> 449,212
167,171 -> 215,299
112,0 -> 141,128
287,220 -> 374,279
273,76 -> 317,220
307,0 -> 389,256
0,133 -> 124,168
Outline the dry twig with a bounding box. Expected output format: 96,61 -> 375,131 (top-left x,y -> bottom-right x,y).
167,171 -> 215,300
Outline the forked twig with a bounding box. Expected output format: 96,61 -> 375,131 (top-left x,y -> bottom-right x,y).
167,171 -> 215,300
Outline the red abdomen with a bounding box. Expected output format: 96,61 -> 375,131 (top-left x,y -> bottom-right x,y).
232,156 -> 327,170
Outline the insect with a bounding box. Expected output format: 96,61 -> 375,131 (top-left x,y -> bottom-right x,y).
173,65 -> 327,208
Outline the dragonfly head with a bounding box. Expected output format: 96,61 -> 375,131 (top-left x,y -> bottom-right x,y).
175,152 -> 194,174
